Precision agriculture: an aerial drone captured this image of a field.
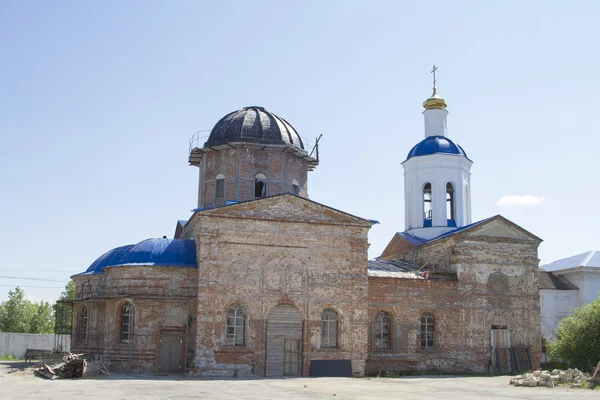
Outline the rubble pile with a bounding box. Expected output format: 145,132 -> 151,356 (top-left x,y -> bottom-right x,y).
34,353 -> 85,380
509,368 -> 591,388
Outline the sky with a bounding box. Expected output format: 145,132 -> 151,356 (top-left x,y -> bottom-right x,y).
0,1 -> 598,303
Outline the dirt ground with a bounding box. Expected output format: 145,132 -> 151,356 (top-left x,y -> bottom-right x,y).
1,361 -> 597,400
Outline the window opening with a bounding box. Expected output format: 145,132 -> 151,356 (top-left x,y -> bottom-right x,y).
255,174 -> 267,198
375,311 -> 391,349
215,174 -> 225,198
446,183 -> 455,226
423,183 -> 432,227
121,303 -> 133,343
226,304 -> 245,346
292,179 -> 300,196
321,309 -> 338,348
420,313 -> 434,349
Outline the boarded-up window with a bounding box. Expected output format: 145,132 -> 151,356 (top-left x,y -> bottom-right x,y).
375,312 -> 391,350
226,304 -> 245,346
420,313 -> 434,349
321,309 -> 338,349
121,303 -> 133,343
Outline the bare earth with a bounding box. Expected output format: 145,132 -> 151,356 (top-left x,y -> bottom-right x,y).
1,362 -> 597,400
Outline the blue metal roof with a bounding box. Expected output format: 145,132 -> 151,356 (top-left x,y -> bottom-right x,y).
398,217 -> 495,247
78,238 -> 197,275
406,136 -> 468,160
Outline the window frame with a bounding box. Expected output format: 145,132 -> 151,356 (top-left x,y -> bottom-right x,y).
374,311 -> 391,350
226,304 -> 245,347
321,309 -> 338,349
420,312 -> 435,350
120,302 -> 134,343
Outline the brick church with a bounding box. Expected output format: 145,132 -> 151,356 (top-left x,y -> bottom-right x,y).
70,77 -> 542,377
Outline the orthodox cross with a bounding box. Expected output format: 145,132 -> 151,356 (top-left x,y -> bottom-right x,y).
431,65 -> 438,91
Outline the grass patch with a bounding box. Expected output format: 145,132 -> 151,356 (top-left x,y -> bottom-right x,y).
0,353 -> 23,361
370,370 -> 501,378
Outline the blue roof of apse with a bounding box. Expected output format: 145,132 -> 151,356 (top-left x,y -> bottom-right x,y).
398,217 -> 495,246
406,136 -> 468,160
78,238 -> 197,275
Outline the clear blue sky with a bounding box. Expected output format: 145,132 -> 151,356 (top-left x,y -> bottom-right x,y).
1,1 -> 598,302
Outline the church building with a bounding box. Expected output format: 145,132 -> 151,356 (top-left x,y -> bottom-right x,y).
70,73 -> 543,377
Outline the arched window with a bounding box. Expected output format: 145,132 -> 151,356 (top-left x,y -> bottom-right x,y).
226,304 -> 245,346
78,306 -> 89,344
255,174 -> 267,198
420,313 -> 434,349
215,174 -> 225,199
374,311 -> 391,349
121,302 -> 134,343
446,183 -> 455,226
423,183 -> 432,227
321,309 -> 338,348
292,179 -> 300,196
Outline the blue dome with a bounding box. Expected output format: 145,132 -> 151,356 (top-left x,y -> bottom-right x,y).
406,136 -> 468,160
79,238 -> 197,275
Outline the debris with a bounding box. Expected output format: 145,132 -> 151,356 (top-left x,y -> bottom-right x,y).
34,353 -> 86,380
508,368 -> 592,388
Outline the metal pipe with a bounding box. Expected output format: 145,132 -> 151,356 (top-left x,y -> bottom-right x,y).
129,300 -> 135,373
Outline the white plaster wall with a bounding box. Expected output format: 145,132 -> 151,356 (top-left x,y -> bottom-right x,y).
539,289 -> 579,340
554,269 -> 600,307
402,153 -> 472,234
0,333 -> 70,358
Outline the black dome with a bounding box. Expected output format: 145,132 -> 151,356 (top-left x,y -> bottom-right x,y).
205,107 -> 304,150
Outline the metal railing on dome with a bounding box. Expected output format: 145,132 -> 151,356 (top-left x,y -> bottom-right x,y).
188,130 -> 320,158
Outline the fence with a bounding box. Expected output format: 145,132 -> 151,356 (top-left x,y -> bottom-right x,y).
0,333 -> 71,358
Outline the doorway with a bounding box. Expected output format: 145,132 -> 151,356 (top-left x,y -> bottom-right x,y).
266,304 -> 302,377
159,333 -> 183,373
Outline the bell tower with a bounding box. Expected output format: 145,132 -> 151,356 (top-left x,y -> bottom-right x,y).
402,67 -> 473,240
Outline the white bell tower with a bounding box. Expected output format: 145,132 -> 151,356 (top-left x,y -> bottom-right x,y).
402,66 -> 473,240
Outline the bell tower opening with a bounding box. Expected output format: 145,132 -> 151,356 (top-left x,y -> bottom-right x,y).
446,183 -> 456,227
254,174 -> 267,198
423,183 -> 432,227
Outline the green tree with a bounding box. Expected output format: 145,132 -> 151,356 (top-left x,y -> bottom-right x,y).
0,287 -> 55,334
29,301 -> 55,333
547,297 -> 600,372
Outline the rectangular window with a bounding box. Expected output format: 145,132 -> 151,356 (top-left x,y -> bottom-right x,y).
292,184 -> 300,196
216,178 -> 225,198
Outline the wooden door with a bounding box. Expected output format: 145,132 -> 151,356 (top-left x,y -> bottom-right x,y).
266,304 -> 302,377
159,334 -> 182,373
283,339 -> 300,376
491,329 -> 511,373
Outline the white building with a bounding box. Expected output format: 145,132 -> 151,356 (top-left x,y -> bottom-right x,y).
539,250 -> 600,341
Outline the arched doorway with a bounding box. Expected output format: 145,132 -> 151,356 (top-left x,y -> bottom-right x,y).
266,304 -> 302,377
